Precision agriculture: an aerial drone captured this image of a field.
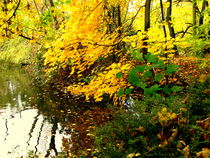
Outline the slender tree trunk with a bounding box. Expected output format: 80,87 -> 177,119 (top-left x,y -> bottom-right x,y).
113,5 -> 123,62
142,0 -> 156,78
142,0 -> 151,58
166,0 -> 178,56
166,0 -> 175,38
103,2 -> 123,62
103,1 -> 112,34
117,5 -> 122,35
199,0 -> 207,25
144,0 -> 151,32
160,0 -> 167,38
192,0 -> 197,26
192,0 -> 197,35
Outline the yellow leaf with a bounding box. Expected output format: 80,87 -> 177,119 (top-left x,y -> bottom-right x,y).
196,148 -> 210,158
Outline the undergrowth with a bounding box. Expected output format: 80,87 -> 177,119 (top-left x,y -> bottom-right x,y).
93,79 -> 210,158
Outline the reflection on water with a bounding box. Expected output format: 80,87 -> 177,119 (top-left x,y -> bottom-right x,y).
0,108 -> 66,158
0,63 -> 111,158
0,64 -> 70,158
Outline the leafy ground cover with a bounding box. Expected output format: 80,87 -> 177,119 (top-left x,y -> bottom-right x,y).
90,56 -> 210,158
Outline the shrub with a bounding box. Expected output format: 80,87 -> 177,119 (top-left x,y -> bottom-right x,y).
93,81 -> 209,158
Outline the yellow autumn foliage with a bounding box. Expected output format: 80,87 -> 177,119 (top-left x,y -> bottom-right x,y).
68,62 -> 132,102
158,107 -> 178,126
43,0 -> 135,101
0,0 -> 203,103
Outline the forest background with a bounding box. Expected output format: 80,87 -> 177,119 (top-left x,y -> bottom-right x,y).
0,0 -> 209,157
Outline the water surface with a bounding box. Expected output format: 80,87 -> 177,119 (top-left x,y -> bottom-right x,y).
0,63 -> 92,158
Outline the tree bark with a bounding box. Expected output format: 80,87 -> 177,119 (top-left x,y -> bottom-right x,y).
166,0 -> 178,56
142,0 -> 152,58
192,0 -> 197,35
192,0 -> 197,27
166,0 -> 175,38
160,0 -> 167,38
199,0 -> 207,25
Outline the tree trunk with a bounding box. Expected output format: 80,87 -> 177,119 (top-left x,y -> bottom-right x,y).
166,0 -> 178,56
192,0 -> 197,26
142,0 -> 151,58
160,0 -> 167,38
199,0 -> 207,25
166,0 -> 175,38
192,0 -> 198,35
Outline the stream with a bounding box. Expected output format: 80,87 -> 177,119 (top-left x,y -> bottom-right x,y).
0,63 -> 104,158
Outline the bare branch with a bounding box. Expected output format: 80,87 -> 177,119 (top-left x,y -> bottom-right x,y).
82,1 -> 103,24
6,0 -> 21,23
127,5 -> 144,31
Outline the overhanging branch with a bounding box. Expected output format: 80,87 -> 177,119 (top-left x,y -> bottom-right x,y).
7,0 -> 21,22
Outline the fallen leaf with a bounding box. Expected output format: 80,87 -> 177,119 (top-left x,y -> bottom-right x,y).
196,148 -> 210,158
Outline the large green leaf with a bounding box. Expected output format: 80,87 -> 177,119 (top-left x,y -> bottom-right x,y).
125,88 -> 133,95
117,88 -> 124,97
163,85 -> 171,94
116,72 -> 123,78
154,73 -> 164,82
146,53 -> 159,64
143,71 -> 152,79
171,86 -> 180,92
128,68 -> 140,86
136,82 -> 147,89
135,65 -> 146,73
144,84 -> 162,95
164,63 -> 179,75
154,60 -> 165,69
145,52 -> 152,60
131,49 -> 144,62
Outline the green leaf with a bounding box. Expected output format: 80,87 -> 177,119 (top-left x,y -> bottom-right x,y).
154,73 -> 164,82
155,60 -> 165,69
131,50 -> 144,62
136,82 -> 147,89
144,84 -> 161,95
164,63 -> 179,75
117,88 -> 124,97
135,65 -> 146,73
163,85 -> 171,94
171,86 -> 180,92
116,72 -> 123,78
147,54 -> 159,64
145,52 -> 152,60
143,71 -> 152,79
145,65 -> 153,71
125,88 -> 133,95
128,68 -> 140,86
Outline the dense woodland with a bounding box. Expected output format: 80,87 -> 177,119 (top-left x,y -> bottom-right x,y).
0,0 -> 209,157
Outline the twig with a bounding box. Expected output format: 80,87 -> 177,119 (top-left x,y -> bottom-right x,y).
82,1 -> 103,24
4,0 -> 21,24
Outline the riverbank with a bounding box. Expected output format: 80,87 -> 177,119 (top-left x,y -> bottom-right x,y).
1,55 -> 206,158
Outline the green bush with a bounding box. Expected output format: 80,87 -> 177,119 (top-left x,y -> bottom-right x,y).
93,81 -> 209,158
117,50 -> 180,98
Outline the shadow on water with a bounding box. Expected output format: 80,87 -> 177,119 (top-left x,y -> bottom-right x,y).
0,63 -> 112,158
